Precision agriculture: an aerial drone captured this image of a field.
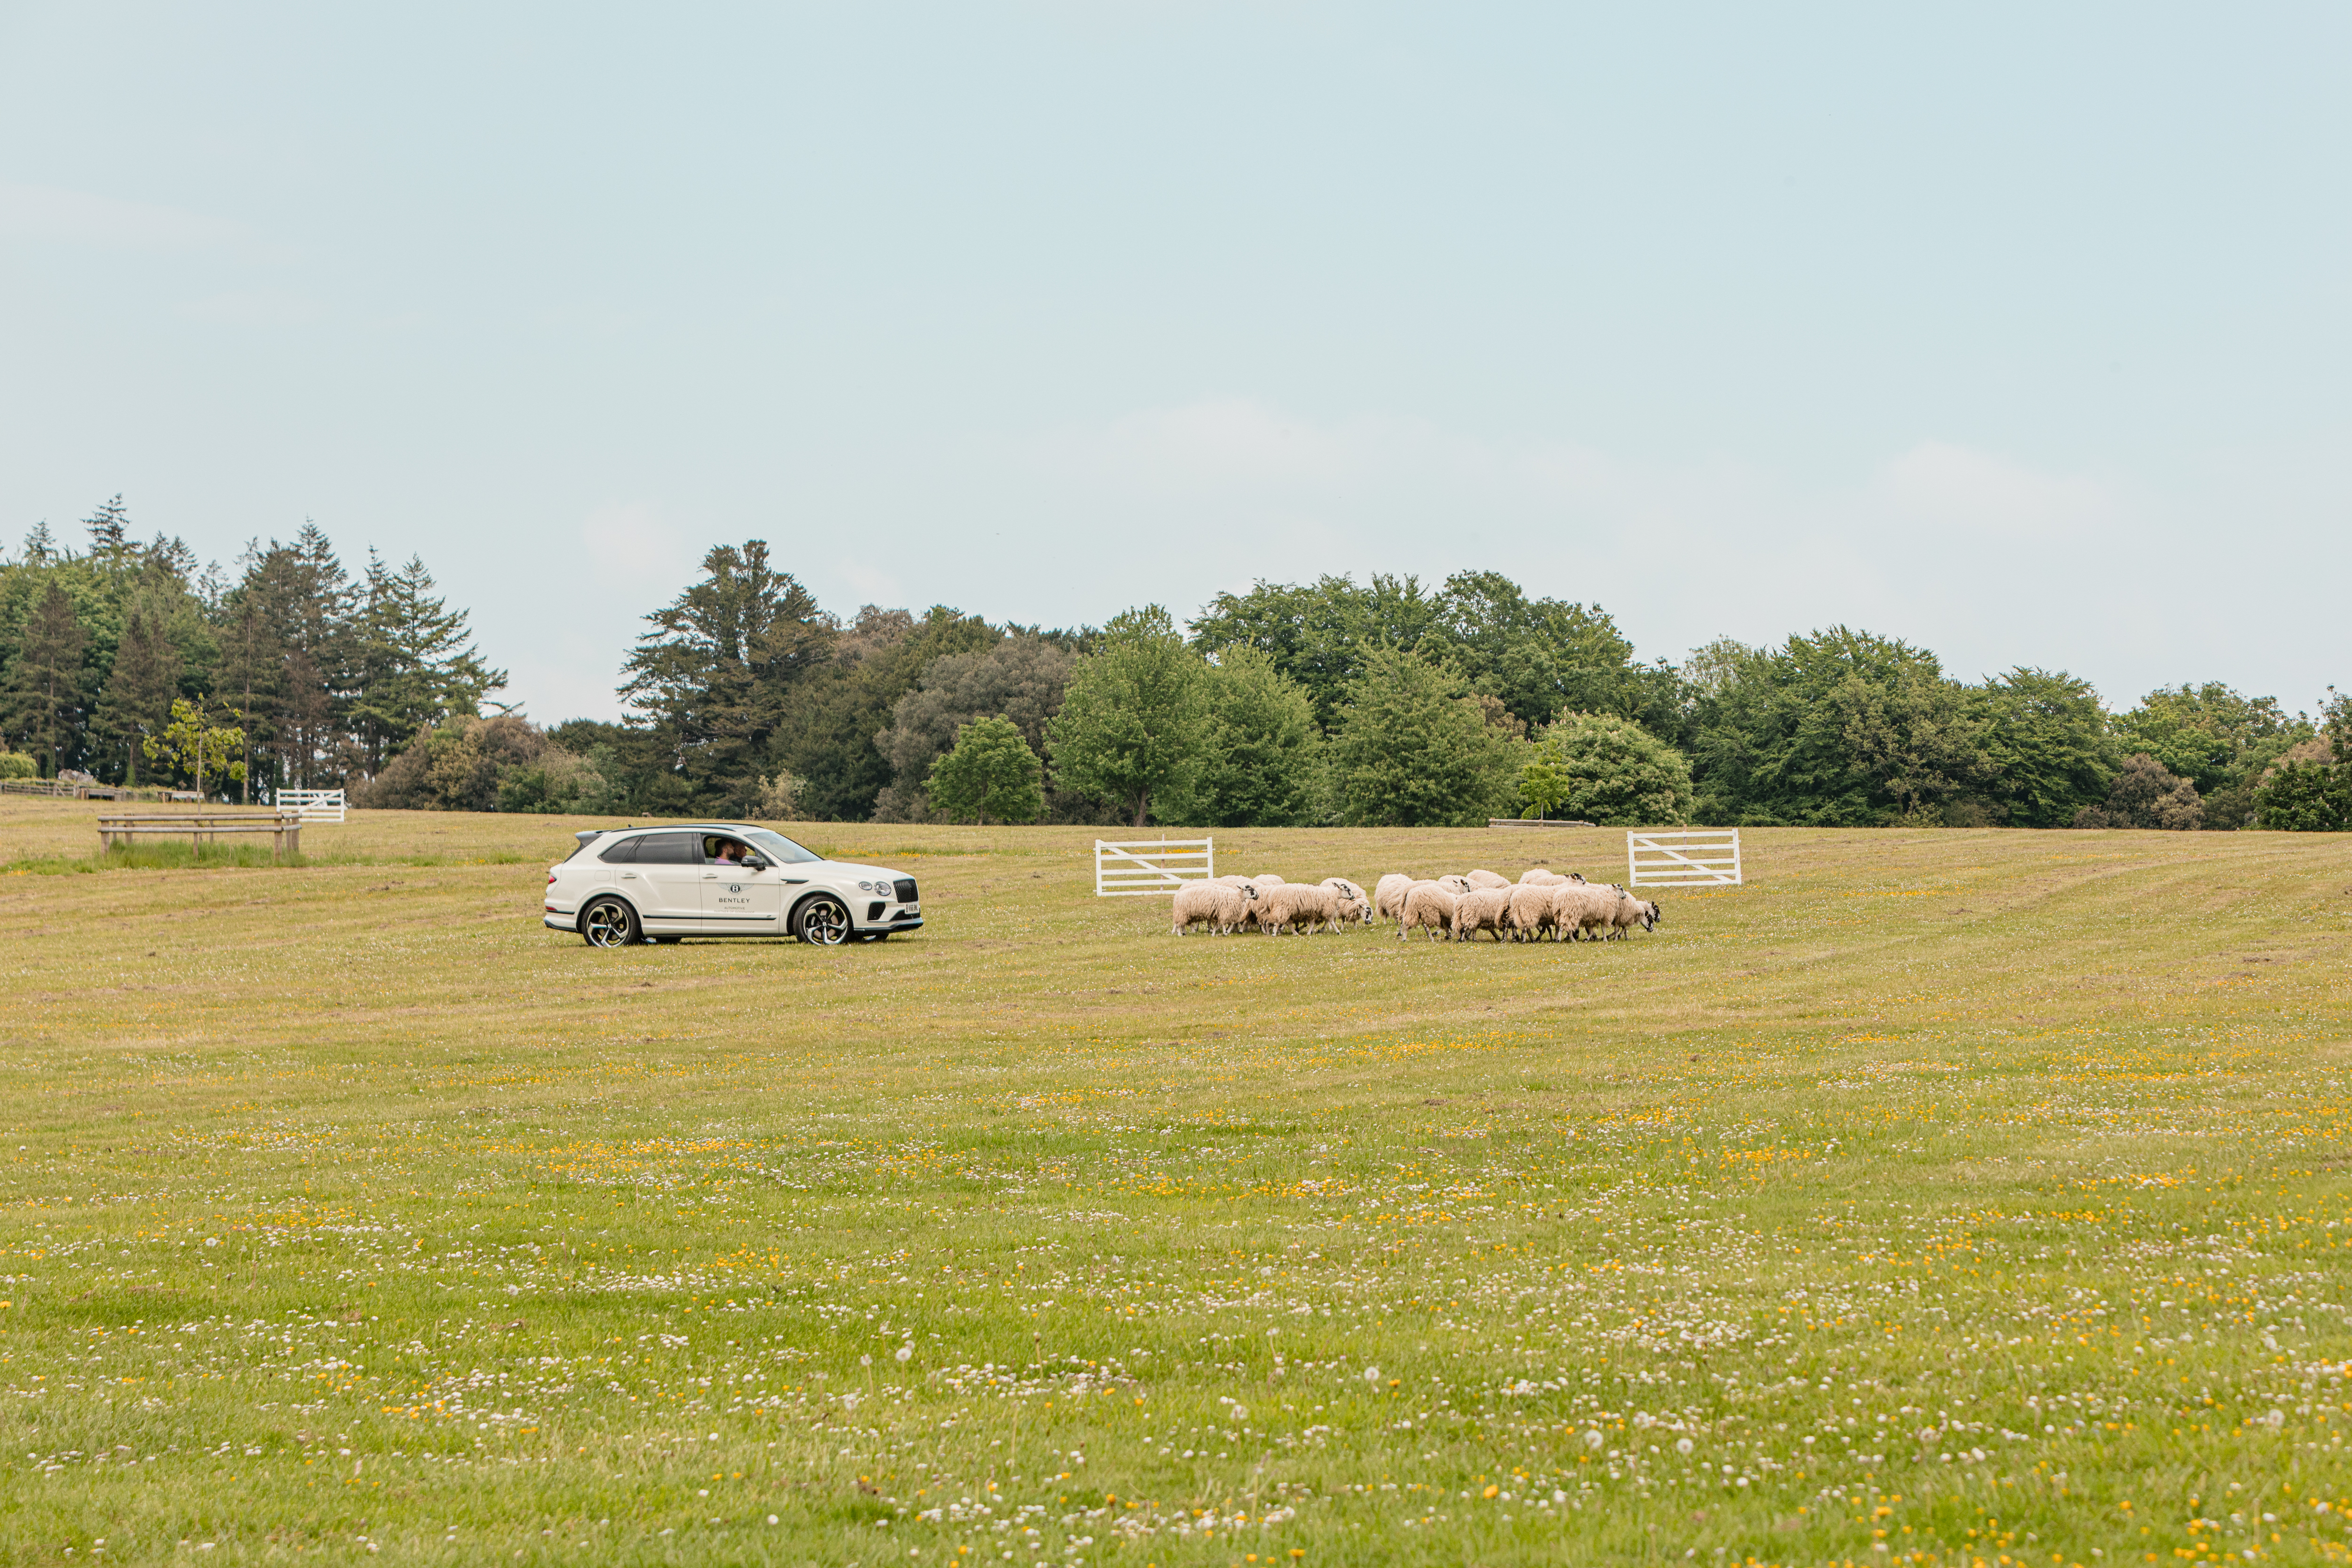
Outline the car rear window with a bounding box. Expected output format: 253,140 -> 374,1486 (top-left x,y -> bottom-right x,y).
597,837 -> 639,864
634,833 -> 699,865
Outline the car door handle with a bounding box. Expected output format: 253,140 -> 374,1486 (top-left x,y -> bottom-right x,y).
702,872 -> 718,880
620,872 -> 638,879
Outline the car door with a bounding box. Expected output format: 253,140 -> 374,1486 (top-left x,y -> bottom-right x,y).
701,847 -> 788,933
629,832 -> 707,932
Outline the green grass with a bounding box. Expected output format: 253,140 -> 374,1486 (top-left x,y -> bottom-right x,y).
2,797 -> 2350,1566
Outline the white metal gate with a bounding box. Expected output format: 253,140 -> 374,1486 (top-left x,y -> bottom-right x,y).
1094,837 -> 1214,896
1628,828 -> 1741,887
277,788 -> 347,823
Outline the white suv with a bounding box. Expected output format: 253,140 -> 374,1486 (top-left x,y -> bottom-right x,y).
543,823 -> 922,948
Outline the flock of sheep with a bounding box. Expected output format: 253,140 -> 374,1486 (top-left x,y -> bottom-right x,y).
1169,866 -> 1662,943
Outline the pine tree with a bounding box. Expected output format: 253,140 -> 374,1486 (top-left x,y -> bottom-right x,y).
215,593 -> 281,804
93,608 -> 182,784
351,551 -> 505,771
83,495 -> 132,561
5,581 -> 87,777
620,541 -> 834,807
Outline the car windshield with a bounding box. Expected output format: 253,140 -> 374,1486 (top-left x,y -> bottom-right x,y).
741,828 -> 822,865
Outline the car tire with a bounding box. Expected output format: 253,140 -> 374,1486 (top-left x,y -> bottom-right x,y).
793,895 -> 852,947
580,898 -> 639,949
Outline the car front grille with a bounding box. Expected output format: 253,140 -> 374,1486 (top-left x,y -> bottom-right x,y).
893,878 -> 917,903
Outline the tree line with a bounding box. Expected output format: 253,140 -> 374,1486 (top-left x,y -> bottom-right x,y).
0,499 -> 500,797
5,515 -> 2345,831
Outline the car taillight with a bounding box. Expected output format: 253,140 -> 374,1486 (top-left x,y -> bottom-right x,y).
547,870 -> 558,884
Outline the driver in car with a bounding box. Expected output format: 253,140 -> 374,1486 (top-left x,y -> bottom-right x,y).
712,838 -> 747,865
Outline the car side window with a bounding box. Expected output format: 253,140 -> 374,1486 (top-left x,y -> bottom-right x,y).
634,833 -> 698,865
598,837 -> 639,864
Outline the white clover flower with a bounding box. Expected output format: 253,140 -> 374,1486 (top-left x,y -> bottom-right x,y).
1363,1367 -> 1382,1384
1585,1430 -> 1604,1449
1676,1437 -> 1694,1455
896,1346 -> 913,1363
860,1354 -> 872,1367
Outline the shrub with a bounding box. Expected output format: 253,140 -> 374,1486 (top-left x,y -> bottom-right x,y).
1526,712 -> 1693,827
0,752 -> 35,781
2071,754 -> 2201,829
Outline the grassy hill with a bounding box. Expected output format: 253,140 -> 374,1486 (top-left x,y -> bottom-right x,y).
2,798 -> 2348,1565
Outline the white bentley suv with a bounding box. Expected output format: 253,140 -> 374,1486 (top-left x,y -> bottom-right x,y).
543,823 -> 922,948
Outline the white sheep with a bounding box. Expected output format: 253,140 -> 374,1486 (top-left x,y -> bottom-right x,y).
1601,893 -> 1662,940
1465,868 -> 1510,891
1437,874 -> 1473,897
1319,877 -> 1373,929
1517,867 -> 1564,885
1452,886 -> 1514,941
1551,881 -> 1624,942
1171,878 -> 1257,935
1373,873 -> 1414,925
1505,882 -> 1560,941
1398,881 -> 1458,941
1260,881 -> 1340,936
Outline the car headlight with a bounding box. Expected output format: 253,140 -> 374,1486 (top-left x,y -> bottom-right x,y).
857,879 -> 874,892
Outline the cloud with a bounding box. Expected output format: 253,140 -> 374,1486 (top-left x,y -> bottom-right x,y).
1873,440 -> 2118,540
582,501 -> 699,593
0,181 -> 256,253
180,289 -> 323,326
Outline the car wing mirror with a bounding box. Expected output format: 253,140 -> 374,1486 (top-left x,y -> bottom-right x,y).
739,854 -> 770,869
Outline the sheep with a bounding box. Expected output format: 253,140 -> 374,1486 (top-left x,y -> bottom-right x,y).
1319,877 -> 1373,929
1437,874 -> 1473,897
1465,868 -> 1510,891
1260,880 -> 1340,936
1517,867 -> 1564,885
1398,881 -> 1458,941
1551,881 -> 1626,942
1505,882 -> 1561,942
1452,886 -> 1514,941
1601,893 -> 1662,941
1171,878 -> 1257,935
1373,873 -> 1414,926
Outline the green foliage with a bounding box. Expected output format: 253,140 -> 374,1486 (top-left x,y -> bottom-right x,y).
91,608 -> 181,785
2071,754 -> 2202,830
873,635 -> 1072,822
0,750 -> 35,780
1688,627 -> 1982,826
1189,570 -> 1647,733
142,697 -> 247,796
620,540 -> 835,811
350,551 -> 505,771
5,579 -> 87,775
1527,711 -> 1693,826
1045,605 -> 1206,827
2253,758 -> 2350,832
1162,645 -> 1327,828
1969,667 -> 2117,828
925,716 -> 1046,825
1327,644 -> 1520,827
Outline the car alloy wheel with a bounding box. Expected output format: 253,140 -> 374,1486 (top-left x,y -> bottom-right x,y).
795,895 -> 851,947
580,899 -> 636,948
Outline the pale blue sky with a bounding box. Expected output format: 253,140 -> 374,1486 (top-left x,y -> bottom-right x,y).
3,3 -> 2345,722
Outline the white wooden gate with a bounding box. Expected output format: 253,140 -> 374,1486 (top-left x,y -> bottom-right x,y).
277,788 -> 347,823
1627,828 -> 1740,887
1094,837 -> 1213,896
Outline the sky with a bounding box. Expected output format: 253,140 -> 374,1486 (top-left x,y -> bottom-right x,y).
2,2 -> 2346,723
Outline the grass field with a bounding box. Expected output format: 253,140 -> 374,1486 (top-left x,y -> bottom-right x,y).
3,798 -> 2350,1567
